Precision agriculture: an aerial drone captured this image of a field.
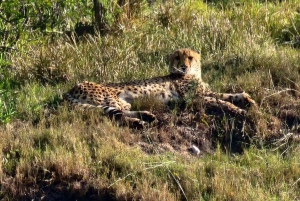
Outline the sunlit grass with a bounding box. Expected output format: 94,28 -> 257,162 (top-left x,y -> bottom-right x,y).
1,0 -> 300,200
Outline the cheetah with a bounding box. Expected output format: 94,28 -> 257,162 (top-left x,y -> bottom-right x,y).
63,48 -> 257,127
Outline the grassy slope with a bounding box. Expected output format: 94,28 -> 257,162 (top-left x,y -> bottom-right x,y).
1,0 -> 300,200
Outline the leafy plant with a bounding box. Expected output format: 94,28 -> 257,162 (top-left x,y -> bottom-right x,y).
0,0 -> 94,50
0,89 -> 16,124
0,58 -> 18,124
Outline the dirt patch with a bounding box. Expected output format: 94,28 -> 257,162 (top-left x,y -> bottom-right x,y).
136,105 -> 258,155
2,175 -> 116,201
132,96 -> 300,156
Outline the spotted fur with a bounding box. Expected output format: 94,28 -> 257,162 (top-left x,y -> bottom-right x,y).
64,48 -> 257,127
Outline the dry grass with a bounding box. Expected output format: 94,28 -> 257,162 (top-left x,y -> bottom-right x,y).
1,0 -> 300,200
2,109 -> 300,200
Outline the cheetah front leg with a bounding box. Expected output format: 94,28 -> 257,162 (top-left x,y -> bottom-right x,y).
123,111 -> 156,122
112,111 -> 156,129
206,92 -> 258,109
203,96 -> 247,115
101,107 -> 156,128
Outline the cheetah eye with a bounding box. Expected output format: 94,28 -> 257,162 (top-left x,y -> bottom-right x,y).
174,56 -> 180,60
188,56 -> 193,60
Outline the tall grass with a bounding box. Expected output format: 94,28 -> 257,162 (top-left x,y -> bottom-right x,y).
1,0 -> 300,200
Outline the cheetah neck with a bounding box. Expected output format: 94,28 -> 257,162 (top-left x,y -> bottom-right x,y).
169,73 -> 202,83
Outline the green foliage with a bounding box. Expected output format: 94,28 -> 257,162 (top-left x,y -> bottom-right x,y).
0,0 -> 150,50
0,89 -> 16,124
0,58 -> 18,124
99,0 -> 121,26
0,0 -> 93,49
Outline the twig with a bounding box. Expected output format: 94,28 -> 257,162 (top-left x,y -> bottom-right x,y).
142,129 -> 189,201
108,161 -> 176,188
260,88 -> 300,108
292,177 -> 300,187
108,129 -> 189,201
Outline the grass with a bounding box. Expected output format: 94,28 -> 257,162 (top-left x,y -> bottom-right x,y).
1,0 -> 300,200
0,58 -> 18,124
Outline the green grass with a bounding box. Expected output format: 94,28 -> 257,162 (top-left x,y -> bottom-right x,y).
1,0 -> 300,200
0,58 -> 18,124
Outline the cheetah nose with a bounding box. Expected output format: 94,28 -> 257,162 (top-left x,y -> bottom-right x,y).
180,65 -> 187,72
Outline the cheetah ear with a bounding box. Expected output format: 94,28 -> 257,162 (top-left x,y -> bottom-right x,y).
168,53 -> 174,66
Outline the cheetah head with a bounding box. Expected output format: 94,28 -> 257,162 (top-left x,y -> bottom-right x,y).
169,48 -> 202,81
